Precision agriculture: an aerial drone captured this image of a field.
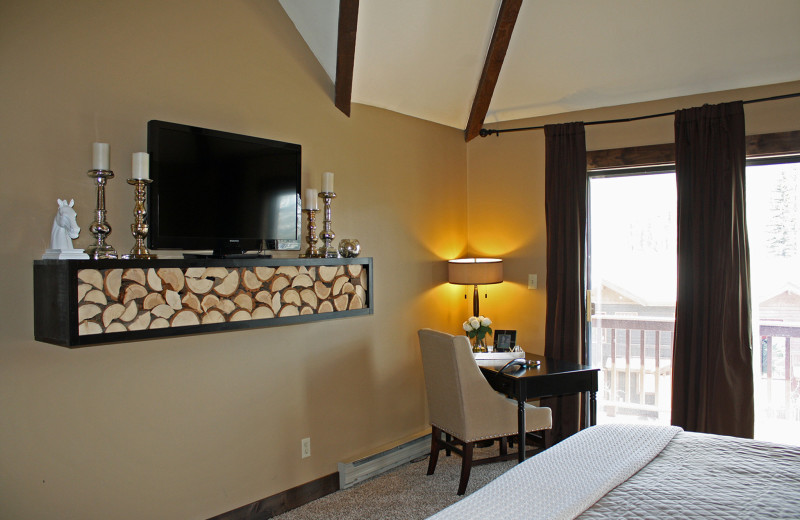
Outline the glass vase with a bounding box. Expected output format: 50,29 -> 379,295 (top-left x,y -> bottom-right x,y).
472,336 -> 488,353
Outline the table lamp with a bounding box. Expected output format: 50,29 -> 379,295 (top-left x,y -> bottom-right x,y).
448,258 -> 503,316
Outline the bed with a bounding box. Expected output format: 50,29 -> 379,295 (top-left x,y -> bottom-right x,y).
427,423 -> 800,519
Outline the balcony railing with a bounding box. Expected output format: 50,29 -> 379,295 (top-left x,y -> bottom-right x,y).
590,315 -> 800,423
759,323 -> 800,422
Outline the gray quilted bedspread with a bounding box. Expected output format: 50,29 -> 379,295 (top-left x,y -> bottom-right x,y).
578,431 -> 800,519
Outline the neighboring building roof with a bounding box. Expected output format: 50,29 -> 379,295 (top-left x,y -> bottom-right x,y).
760,282 -> 800,308
593,278 -> 675,308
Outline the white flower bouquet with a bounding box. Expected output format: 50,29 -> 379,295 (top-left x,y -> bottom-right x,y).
462,315 -> 492,351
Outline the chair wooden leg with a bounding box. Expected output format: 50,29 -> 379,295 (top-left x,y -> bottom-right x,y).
445,433 -> 452,456
499,436 -> 508,456
427,426 -> 441,475
457,442 -> 474,495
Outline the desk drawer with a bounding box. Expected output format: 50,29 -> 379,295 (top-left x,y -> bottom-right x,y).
484,373 -> 515,397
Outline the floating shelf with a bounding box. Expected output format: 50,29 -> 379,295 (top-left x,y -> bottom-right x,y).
33,257 -> 373,347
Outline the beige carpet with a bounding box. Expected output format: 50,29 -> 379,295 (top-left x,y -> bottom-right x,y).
274,444 -> 516,519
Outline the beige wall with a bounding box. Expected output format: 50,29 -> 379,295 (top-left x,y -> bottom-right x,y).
466,81 -> 800,354
2,1 -> 799,518
0,1 -> 469,518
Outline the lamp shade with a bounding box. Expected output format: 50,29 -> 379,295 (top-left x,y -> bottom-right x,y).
448,258 -> 503,285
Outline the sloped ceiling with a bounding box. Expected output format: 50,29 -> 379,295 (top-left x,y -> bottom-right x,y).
280,0 -> 800,130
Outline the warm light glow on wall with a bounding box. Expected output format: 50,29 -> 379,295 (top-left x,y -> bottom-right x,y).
468,227 -> 544,259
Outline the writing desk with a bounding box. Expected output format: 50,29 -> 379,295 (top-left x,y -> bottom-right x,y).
477,354 -> 599,462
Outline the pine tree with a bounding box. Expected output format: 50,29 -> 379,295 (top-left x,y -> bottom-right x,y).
767,170 -> 799,258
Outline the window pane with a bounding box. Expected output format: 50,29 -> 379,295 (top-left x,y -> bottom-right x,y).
589,173 -> 676,425
746,160 -> 800,445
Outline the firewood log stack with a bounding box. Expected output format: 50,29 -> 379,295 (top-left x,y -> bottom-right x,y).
76,264 -> 368,336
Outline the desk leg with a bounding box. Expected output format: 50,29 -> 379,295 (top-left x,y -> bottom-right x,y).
517,381 -> 527,463
517,395 -> 526,463
589,390 -> 597,426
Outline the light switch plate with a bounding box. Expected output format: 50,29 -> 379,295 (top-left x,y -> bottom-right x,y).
528,274 -> 538,289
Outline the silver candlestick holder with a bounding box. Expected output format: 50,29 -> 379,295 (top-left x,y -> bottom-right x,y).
85,169 -> 118,259
318,191 -> 340,258
123,178 -> 157,259
299,208 -> 321,258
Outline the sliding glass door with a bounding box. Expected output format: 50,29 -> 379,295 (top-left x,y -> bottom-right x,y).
587,157 -> 800,443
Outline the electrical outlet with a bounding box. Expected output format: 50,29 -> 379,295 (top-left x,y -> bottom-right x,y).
528,274 -> 538,289
301,437 -> 311,458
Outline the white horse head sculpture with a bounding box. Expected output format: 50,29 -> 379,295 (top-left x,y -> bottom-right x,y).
50,199 -> 81,250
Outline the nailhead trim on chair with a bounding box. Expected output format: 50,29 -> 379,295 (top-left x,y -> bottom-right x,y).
433,423 -> 535,443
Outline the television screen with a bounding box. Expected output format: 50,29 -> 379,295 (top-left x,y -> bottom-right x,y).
147,120 -> 301,256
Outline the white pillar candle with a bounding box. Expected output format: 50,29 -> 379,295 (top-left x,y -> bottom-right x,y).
132,152 -> 149,180
303,188 -> 318,210
321,171 -> 334,193
92,142 -> 110,170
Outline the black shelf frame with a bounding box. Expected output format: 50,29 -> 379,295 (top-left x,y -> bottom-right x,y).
33,257 -> 373,347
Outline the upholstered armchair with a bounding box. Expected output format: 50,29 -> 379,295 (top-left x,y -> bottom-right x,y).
418,328 -> 552,494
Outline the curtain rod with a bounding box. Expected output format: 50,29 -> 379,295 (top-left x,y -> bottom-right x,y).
478,92 -> 800,137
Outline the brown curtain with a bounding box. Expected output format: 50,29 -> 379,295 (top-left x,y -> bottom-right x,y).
543,122 -> 587,445
672,101 -> 755,438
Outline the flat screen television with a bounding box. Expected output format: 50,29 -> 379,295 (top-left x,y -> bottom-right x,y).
147,120 -> 301,257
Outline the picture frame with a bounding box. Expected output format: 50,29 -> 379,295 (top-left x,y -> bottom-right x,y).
493,329 -> 517,352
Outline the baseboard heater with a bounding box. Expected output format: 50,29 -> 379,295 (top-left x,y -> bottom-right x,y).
337,430 -> 431,489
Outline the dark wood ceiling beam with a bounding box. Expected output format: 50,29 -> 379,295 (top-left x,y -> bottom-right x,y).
464,0 -> 522,142
335,0 -> 359,117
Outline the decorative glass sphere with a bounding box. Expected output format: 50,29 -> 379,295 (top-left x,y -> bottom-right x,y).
338,238 -> 361,258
